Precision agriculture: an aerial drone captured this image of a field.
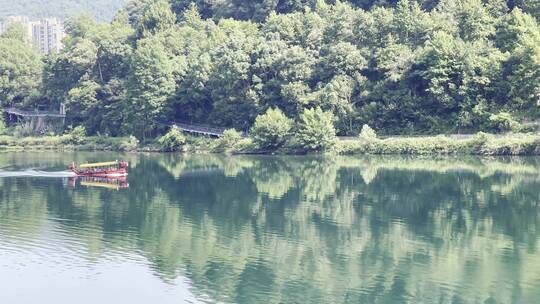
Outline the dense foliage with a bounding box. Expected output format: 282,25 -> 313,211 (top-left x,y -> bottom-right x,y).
250,108 -> 293,150
2,0 -> 540,142
295,107 -> 337,151
0,27 -> 42,107
61,125 -> 87,144
157,125 -> 186,151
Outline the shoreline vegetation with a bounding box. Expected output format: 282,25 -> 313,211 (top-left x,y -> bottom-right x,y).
4,130 -> 540,156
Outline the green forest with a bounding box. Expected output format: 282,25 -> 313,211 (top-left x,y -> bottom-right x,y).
1,0 -> 540,149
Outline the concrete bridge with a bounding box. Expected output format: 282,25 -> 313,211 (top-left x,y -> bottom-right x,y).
2,106 -> 66,134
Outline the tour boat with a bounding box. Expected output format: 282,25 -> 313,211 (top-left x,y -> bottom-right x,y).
69,160 -> 129,177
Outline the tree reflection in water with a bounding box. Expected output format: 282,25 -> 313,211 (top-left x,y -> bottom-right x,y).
1,152 -> 540,303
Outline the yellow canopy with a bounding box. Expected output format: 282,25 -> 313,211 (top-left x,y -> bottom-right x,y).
79,161 -> 118,168
81,181 -> 120,190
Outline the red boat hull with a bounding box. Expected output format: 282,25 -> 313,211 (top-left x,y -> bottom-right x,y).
69,161 -> 129,177
70,168 -> 128,177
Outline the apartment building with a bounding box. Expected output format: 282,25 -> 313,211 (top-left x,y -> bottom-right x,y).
30,18 -> 65,54
0,16 -> 65,54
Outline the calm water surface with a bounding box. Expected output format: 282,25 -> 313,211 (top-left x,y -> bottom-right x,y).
1,152 -> 540,303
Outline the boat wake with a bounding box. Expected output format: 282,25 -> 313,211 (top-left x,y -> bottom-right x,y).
0,170 -> 76,178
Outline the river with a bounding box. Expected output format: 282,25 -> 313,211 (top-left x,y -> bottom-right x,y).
1,152 -> 539,303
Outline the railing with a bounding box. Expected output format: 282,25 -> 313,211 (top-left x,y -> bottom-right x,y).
160,120 -> 249,137
2,107 -> 66,118
172,121 -> 228,137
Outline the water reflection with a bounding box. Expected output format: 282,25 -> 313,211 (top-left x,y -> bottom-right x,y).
1,152 -> 540,303
70,176 -> 130,190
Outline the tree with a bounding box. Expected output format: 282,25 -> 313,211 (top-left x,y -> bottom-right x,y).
317,42 -> 367,81
214,0 -> 278,21
138,0 -> 176,37
394,0 -> 433,45
62,125 -> 87,144
127,37 -> 175,140
253,40 -> 317,113
170,0 -> 215,19
513,0 -> 540,20
250,108 -> 293,150
313,75 -> 359,134
64,14 -> 96,39
263,10 -> 326,49
359,124 -> 377,139
214,128 -> 243,151
0,37 -> 42,107
0,22 -> 28,42
207,19 -> 261,129
93,17 -> 134,83
484,0 -> 509,17
456,0 -> 495,41
124,0 -> 155,27
97,78 -> 129,136
42,38 -> 98,106
495,8 -> 540,52
65,76 -> 100,134
157,126 -> 185,151
504,34 -> 540,109
415,31 -> 504,130
295,107 -> 337,151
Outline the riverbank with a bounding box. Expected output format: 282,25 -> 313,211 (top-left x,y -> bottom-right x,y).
0,135 -> 143,152
2,132 -> 540,156
335,133 -> 540,156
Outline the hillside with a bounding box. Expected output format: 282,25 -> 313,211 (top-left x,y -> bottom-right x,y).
0,0 -> 128,22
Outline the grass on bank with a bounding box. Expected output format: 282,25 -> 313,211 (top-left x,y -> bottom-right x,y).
0,134 -> 141,152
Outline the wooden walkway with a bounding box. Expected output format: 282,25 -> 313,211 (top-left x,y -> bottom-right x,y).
2,107 -> 66,118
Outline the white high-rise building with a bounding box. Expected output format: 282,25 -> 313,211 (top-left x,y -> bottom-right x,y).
30,18 -> 65,54
0,16 -> 64,54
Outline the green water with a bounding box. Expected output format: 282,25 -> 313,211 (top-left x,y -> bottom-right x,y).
1,152 -> 540,303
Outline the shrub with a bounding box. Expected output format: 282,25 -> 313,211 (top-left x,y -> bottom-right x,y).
231,138 -> 258,153
61,126 -> 87,144
477,134 -> 539,155
250,108 -> 293,150
511,123 -> 537,133
214,129 -> 243,152
157,126 -> 185,152
13,124 -> 34,137
486,112 -> 518,133
120,136 -> 140,151
369,136 -> 464,155
295,107 -> 337,152
335,139 -> 363,155
359,124 -> 377,140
